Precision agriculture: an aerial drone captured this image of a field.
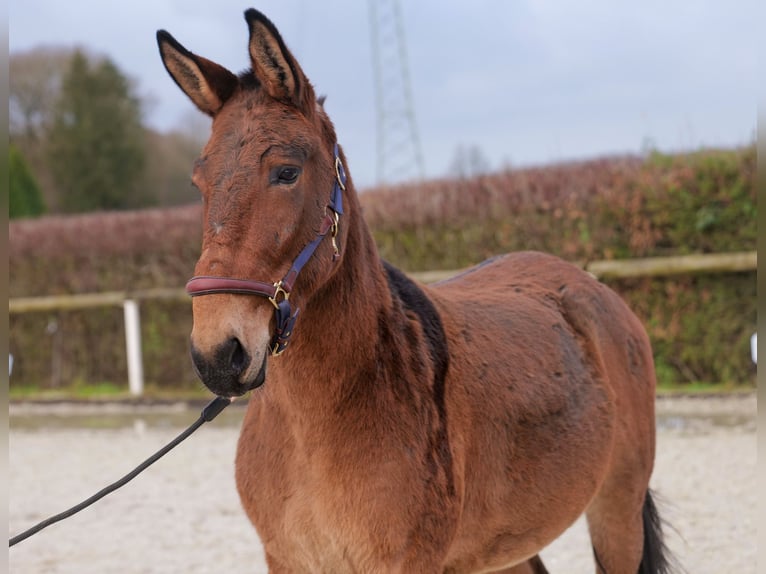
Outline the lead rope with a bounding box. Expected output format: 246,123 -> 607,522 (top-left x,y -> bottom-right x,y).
9,395 -> 232,547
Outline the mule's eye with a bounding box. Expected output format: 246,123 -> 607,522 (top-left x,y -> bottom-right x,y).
271,166 -> 301,185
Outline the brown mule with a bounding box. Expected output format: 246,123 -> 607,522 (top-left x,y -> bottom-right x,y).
157,9 -> 674,573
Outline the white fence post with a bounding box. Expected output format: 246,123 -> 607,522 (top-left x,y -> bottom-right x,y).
751,333 -> 757,364
123,299 -> 144,396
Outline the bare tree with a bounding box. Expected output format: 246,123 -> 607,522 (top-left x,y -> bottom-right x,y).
10,47 -> 78,141
449,144 -> 492,179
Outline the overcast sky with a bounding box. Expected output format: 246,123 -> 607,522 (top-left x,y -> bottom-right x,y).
10,0 -> 758,189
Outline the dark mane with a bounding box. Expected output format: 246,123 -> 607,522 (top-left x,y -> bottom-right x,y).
238,70 -> 261,90
238,71 -> 328,109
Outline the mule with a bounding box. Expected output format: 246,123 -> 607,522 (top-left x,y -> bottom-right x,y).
157,9 -> 673,573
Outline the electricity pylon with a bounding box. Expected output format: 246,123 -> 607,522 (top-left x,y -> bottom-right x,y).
368,0 -> 425,185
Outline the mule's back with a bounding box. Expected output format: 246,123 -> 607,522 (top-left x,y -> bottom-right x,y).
431,250 -> 656,452
433,251 -> 655,398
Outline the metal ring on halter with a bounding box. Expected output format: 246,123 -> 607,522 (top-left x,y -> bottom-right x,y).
335,156 -> 346,191
268,281 -> 290,310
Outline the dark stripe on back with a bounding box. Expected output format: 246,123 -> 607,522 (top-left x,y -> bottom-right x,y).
433,254 -> 504,286
382,261 -> 454,496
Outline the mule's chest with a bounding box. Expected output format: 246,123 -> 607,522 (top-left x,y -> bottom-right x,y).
235,429 -> 346,570
234,405 -> 447,573
271,497 -> 369,573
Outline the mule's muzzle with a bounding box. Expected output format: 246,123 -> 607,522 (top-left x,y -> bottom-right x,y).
190,337 -> 267,397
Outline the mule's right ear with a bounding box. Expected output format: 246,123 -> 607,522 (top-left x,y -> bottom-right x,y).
156,30 -> 238,117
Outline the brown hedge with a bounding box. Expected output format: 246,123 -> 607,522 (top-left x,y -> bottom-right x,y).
9,146 -> 756,390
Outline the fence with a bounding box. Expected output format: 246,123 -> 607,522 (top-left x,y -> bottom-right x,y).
8,251 -> 757,395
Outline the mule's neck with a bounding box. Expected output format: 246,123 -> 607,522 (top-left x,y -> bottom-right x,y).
268,178 -> 404,404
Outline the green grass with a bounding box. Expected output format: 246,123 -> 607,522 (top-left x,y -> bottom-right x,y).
10,379 -> 753,402
9,381 -> 212,402
656,380 -> 754,396
10,382 -> 125,401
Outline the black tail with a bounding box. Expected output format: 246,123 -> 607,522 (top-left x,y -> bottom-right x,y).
638,489 -> 677,574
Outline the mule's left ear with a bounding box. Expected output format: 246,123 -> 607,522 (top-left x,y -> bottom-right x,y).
244,9 -> 315,112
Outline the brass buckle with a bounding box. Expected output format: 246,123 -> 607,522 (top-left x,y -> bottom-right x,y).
268,281 -> 289,310
271,340 -> 288,357
330,211 -> 340,258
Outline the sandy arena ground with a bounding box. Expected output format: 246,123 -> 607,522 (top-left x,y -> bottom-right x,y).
9,393 -> 756,573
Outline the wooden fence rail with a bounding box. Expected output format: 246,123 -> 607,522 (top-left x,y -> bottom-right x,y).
385,250 -> 758,285
8,287 -> 189,314
8,251 -> 757,314
8,251 -> 756,394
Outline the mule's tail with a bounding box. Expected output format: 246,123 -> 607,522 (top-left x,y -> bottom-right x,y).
638,489 -> 677,574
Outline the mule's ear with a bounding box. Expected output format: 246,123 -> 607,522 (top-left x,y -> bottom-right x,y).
156,30 -> 238,117
244,9 -> 314,111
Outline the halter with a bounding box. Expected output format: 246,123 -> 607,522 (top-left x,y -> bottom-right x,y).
185,143 -> 346,356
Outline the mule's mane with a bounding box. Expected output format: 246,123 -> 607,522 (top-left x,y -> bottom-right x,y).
237,70 -> 262,91
236,70 -> 327,112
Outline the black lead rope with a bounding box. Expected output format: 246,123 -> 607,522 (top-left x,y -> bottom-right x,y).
9,395 -> 233,548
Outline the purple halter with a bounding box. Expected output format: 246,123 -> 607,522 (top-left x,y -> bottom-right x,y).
185,143 -> 346,356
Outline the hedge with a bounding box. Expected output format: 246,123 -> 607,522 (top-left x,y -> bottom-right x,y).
9,146 -> 756,390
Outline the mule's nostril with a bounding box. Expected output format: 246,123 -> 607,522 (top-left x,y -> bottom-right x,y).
228,337 -> 249,375
190,337 -> 255,396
